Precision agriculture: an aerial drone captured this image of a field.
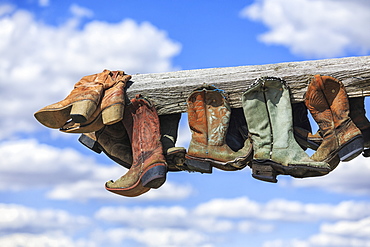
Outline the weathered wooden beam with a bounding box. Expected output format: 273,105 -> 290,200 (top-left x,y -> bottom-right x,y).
127,56 -> 370,115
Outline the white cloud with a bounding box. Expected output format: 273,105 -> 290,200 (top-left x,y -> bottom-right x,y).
90,228 -> 211,247
240,0 -> 370,58
0,4 -> 181,138
0,233 -> 94,247
0,203 -> 90,234
291,155 -> 370,195
38,0 -> 49,7
193,197 -> 370,222
263,217 -> 370,247
0,139 -> 193,202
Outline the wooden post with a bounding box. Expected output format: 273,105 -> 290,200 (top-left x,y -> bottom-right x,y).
126,56 -> 370,115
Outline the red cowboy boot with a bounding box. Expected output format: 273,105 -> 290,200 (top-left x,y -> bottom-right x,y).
105,95 -> 167,197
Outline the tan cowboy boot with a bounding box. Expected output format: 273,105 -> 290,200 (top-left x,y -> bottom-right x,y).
185,85 -> 253,173
34,70 -> 130,128
105,95 -> 167,197
60,77 -> 128,133
305,75 -> 363,163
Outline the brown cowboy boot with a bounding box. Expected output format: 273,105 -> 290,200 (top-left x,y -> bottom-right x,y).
60,73 -> 129,133
78,121 -> 132,169
105,95 -> 167,197
185,85 -> 253,173
305,75 -> 363,163
349,97 -> 370,157
35,70 -> 130,128
78,113 -> 186,171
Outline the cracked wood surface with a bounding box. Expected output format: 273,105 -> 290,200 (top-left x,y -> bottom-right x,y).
126,56 -> 370,115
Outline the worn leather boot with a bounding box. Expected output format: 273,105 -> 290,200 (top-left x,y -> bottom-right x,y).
305,75 -> 363,163
242,77 -> 330,183
60,76 -> 128,133
78,121 -> 132,169
349,97 -> 370,157
78,113 -> 187,171
185,85 -> 253,173
35,70 -> 130,128
159,113 -> 187,171
105,95 -> 167,197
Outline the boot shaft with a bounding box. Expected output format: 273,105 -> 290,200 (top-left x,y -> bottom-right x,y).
123,95 -> 165,167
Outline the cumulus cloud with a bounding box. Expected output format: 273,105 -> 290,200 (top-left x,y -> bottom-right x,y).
0,139 -> 192,201
0,4 -> 181,138
263,217 -> 370,247
0,203 -> 90,235
193,197 -> 370,222
291,155 -> 370,195
240,0 -> 370,58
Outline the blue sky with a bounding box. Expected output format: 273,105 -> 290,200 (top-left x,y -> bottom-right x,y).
1,0 -> 370,246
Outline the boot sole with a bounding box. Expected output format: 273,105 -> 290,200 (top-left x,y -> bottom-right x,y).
78,134 -> 131,169
105,163 -> 167,197
251,159 -> 330,182
184,157 -> 213,173
338,136 -> 364,162
251,160 -> 278,183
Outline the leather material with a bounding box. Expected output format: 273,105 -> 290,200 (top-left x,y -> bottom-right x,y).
79,122 -> 132,169
242,77 -> 330,179
35,70 -> 131,129
60,79 -> 127,133
305,75 -> 363,163
186,85 -> 252,171
105,95 -> 167,197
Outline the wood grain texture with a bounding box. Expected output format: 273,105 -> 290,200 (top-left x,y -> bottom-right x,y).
126,56 -> 370,115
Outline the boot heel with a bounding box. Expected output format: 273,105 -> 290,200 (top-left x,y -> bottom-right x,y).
70,100 -> 97,123
184,158 -> 212,173
102,103 -> 124,125
251,160 -> 278,183
78,134 -> 102,154
141,164 -> 167,189
339,136 -> 364,161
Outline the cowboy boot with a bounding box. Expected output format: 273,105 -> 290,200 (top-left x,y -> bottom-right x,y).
185,85 -> 253,173
159,113 -> 187,171
59,76 -> 128,133
242,77 -> 330,183
105,95 -> 167,197
349,97 -> 370,157
78,121 -> 132,169
78,113 -> 186,171
305,75 -> 363,163
34,70 -> 130,128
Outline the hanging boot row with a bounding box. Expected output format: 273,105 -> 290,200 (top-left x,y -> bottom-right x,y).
34,69 -> 370,197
